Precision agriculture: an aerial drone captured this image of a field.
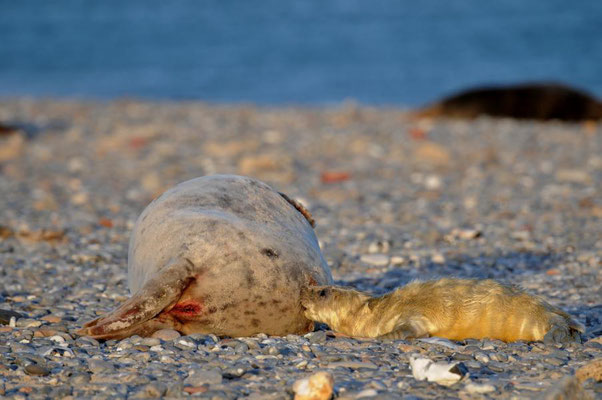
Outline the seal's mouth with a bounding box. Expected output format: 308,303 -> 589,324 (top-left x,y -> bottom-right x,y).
299,289 -> 309,309
300,286 -> 316,311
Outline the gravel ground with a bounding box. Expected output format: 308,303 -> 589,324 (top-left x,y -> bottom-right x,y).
0,99 -> 601,399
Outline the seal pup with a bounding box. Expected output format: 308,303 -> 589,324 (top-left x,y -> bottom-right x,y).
301,278 -> 583,343
77,175 -> 332,339
415,83 -> 602,121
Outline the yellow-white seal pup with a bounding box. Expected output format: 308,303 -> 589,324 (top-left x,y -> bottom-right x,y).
301,278 -> 583,343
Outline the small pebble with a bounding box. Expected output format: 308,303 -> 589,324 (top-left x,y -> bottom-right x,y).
151,329 -> 181,341
360,254 -> 390,267
0,309 -> 24,325
464,382 -> 496,394
447,228 -> 482,240
16,318 -> 42,328
431,253 -> 445,264
234,341 -> 249,353
24,364 -> 50,376
133,382 -> 167,398
513,382 -> 545,391
305,330 -> 327,344
487,361 -> 506,372
41,315 -> 62,324
88,359 -> 115,374
184,369 -> 223,386
141,337 -> 161,346
474,351 -> 490,363
489,352 -> 508,362
292,371 -> 334,400
354,388 -> 378,398
326,361 -> 378,370
223,366 -> 247,379
368,241 -> 390,254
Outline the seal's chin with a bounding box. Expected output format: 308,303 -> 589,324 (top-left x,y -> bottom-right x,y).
299,297 -> 317,320
299,287 -> 310,307
301,307 -> 313,321
298,294 -> 312,315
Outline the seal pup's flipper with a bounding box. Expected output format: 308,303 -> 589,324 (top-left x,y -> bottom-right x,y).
378,317 -> 430,340
76,259 -> 196,340
543,310 -> 584,344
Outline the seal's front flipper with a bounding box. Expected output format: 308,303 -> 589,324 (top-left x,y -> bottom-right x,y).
379,324 -> 418,340
543,323 -> 583,344
543,325 -> 570,345
76,259 -> 196,340
378,318 -> 429,340
543,312 -> 584,344
81,316 -> 102,329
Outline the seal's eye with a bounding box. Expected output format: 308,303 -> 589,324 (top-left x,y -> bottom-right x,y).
261,248 -> 279,259
318,289 -> 328,298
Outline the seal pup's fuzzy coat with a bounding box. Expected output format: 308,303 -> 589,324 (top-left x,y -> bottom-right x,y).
301,278 -> 583,343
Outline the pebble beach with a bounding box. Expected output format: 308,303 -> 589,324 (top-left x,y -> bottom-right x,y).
0,98 -> 601,399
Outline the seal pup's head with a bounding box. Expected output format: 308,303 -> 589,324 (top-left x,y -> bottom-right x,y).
300,285 -> 371,332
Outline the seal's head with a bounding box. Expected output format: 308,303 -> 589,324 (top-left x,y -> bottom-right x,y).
300,286 -> 332,320
300,285 -> 371,331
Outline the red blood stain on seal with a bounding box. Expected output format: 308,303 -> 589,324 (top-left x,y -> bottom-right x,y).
170,300 -> 203,317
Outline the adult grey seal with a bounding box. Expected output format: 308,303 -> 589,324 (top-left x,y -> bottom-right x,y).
77,175 -> 332,339
416,82 -> 602,121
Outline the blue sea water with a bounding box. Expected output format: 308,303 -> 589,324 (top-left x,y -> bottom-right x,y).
1,1 -> 601,106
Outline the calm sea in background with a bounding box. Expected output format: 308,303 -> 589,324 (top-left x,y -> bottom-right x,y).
1,0 -> 601,106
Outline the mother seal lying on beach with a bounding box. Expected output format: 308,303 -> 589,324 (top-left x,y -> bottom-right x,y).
77,175 -> 333,340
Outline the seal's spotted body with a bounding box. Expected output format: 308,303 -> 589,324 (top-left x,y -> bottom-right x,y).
301,278 -> 583,343
78,175 -> 332,339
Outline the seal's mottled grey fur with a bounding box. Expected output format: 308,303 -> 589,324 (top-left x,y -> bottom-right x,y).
78,175 -> 332,339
